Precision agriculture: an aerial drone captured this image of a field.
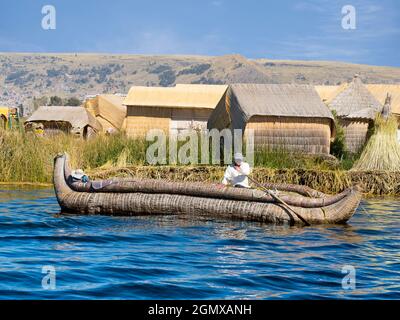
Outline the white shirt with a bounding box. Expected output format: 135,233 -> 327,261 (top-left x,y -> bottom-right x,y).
221,162 -> 251,188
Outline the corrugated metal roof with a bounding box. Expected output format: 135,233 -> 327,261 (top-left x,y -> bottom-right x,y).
329,77 -> 382,119
123,84 -> 228,109
25,106 -> 102,131
229,83 -> 334,120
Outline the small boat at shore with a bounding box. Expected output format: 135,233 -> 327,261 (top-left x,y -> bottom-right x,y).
53,153 -> 362,225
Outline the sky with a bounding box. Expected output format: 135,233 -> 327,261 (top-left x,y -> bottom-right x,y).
0,0 -> 399,67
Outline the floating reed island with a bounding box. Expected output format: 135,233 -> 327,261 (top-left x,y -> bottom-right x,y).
88,165 -> 400,197
54,153 -> 362,225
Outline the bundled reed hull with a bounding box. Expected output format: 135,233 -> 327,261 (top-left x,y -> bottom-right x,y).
53,154 -> 362,225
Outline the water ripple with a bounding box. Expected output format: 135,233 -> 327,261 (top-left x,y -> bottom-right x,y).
0,186 -> 399,299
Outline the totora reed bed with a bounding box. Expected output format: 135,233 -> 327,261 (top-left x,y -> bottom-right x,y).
0,128 -> 399,196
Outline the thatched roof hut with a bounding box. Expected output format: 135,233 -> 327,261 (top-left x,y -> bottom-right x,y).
83,94 -> 126,133
328,76 -> 382,153
25,106 -> 101,138
329,76 -> 382,118
207,83 -> 335,154
316,83 -> 400,142
123,84 -> 228,137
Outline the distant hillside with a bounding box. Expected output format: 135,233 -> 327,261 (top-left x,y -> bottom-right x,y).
0,53 -> 399,115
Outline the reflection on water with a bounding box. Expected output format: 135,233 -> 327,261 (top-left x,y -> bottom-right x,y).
0,186 -> 399,299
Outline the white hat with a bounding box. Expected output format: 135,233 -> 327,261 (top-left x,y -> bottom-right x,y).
233,153 -> 244,161
71,169 -> 85,180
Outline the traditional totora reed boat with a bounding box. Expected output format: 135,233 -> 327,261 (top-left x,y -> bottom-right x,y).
54,154 -> 362,225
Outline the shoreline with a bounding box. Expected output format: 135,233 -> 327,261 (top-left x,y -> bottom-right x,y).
0,182 -> 52,187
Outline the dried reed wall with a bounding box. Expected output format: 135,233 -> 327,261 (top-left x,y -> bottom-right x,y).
245,116 -> 332,154
125,106 -> 212,137
339,118 -> 370,154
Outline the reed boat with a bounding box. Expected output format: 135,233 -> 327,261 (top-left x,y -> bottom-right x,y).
53,154 -> 362,225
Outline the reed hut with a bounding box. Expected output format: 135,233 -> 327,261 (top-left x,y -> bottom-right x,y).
207,83 -> 335,154
328,76 -> 382,153
123,84 -> 228,137
83,94 -> 126,133
25,106 -> 102,138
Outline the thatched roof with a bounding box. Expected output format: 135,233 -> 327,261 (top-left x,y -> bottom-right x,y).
123,84 -> 228,109
26,106 -> 102,131
328,77 -> 382,120
315,84 -> 347,104
84,94 -> 126,130
367,84 -> 400,116
228,83 -> 334,120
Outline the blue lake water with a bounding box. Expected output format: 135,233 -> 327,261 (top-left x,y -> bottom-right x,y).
0,186 -> 399,299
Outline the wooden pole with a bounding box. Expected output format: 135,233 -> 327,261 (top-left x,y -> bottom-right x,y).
247,175 -> 311,226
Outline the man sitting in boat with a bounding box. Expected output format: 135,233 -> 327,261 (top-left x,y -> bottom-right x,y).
220,153 -> 251,188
